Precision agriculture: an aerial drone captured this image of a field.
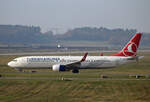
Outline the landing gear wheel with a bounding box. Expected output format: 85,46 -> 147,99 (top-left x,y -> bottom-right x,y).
18,69 -> 23,72
72,69 -> 79,73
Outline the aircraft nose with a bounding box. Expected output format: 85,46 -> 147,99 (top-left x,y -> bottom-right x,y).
8,62 -> 11,67
8,62 -> 14,67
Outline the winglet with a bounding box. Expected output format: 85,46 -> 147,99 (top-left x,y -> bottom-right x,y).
80,52 -> 88,62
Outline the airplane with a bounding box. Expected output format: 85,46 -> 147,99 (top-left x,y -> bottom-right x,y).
8,33 -> 143,73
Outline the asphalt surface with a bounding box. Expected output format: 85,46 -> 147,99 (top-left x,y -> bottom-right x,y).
0,77 -> 150,81
0,50 -> 132,56
0,72 -> 150,81
0,51 -> 114,56
0,50 -> 149,56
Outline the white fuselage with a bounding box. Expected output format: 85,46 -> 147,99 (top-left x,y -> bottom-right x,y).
8,56 -> 133,69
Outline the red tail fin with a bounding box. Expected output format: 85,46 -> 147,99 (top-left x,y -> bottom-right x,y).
111,33 -> 142,57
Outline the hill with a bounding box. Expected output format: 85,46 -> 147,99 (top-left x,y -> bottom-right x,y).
0,25 -> 53,44
0,25 -> 150,46
55,27 -> 150,46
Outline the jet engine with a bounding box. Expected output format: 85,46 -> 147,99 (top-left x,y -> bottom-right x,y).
52,64 -> 66,71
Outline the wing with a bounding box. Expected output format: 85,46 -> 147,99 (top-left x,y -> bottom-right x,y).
64,52 -> 88,69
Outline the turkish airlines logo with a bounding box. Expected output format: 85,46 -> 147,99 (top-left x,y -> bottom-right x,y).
123,42 -> 137,56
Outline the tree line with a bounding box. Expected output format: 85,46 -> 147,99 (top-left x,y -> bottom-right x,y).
0,25 -> 149,46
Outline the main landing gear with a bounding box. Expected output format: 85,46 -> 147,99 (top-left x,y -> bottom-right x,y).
72,69 -> 79,73
18,69 -> 23,72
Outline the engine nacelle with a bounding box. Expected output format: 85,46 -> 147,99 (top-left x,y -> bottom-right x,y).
52,64 -> 66,72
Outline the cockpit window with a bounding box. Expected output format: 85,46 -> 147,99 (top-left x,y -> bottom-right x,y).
12,59 -> 17,62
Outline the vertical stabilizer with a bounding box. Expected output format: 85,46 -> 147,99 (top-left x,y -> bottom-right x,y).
111,33 -> 142,57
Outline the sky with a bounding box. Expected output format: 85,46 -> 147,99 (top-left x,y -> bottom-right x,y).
0,0 -> 150,33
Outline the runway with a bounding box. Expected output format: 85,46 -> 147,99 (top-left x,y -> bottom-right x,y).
0,77 -> 150,81
0,72 -> 150,81
0,50 -> 149,56
0,51 -> 112,56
